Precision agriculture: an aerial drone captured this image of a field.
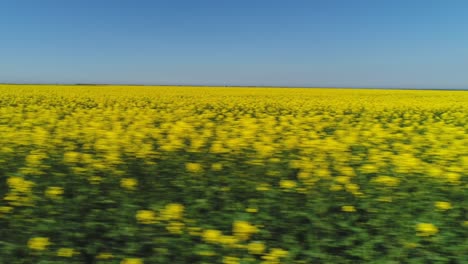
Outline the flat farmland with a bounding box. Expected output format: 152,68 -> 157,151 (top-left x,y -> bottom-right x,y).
0,85 -> 467,263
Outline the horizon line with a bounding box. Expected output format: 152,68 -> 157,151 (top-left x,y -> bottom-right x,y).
1,82 -> 467,91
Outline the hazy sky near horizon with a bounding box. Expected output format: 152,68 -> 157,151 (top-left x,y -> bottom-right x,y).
1,0 -> 468,88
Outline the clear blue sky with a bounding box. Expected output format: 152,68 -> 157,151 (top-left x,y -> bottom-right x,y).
1,0 -> 468,88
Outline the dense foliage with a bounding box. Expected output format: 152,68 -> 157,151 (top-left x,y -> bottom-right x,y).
0,85 -> 467,263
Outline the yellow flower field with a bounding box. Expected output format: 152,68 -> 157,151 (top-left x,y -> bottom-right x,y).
0,85 -> 467,263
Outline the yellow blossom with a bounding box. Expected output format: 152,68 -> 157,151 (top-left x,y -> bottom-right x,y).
246,207 -> 258,213
247,241 -> 265,255
202,229 -> 222,243
416,223 -> 439,236
446,172 -> 460,183
196,250 -> 216,256
7,176 -> 34,193
341,205 -> 356,212
377,196 -> 393,202
270,248 -> 288,257
188,227 -> 202,236
297,171 -> 311,179
256,183 -> 271,191
166,222 -> 185,234
120,178 -> 138,190
372,175 -> 400,187
63,151 -> 80,163
219,235 -> 238,246
334,176 -> 350,184
0,206 -> 13,214
57,247 -> 75,257
45,187 -> 64,199
121,258 -> 143,264
403,242 -> 420,248
435,201 -> 452,211
186,162 -> 203,173
223,256 -> 240,264
233,220 -> 257,241
28,237 -> 50,251
136,210 -> 157,224
345,183 -> 360,194
211,163 -> 223,171
88,176 -> 103,185
279,179 -> 297,189
161,203 -> 184,220
329,184 -> 343,191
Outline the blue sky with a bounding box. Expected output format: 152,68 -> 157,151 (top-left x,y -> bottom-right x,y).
1,0 -> 468,88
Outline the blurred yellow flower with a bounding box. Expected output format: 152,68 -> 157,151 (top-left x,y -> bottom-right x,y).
246,207 -> 258,213
334,176 -> 350,184
223,256 -> 240,264
188,227 -> 202,236
202,229 -> 222,243
88,176 -> 103,185
196,250 -> 216,256
233,220 -> 257,241
186,162 -> 203,173
446,172 -> 460,184
372,176 -> 400,187
219,235 -> 238,245
57,247 -> 75,257
279,179 -> 297,189
416,223 -> 439,236
28,237 -> 50,251
63,151 -> 80,163
161,203 -> 184,220
136,210 -> 157,224
270,248 -> 288,257
121,258 -> 143,264
256,183 -> 271,191
377,196 -> 393,202
45,187 -> 64,199
341,205 -> 356,212
247,241 -> 265,255
329,184 -> 343,191
403,242 -> 419,248
0,206 -> 13,214
435,201 -> 452,211
166,222 -> 185,234
345,183 -> 360,193
211,163 -> 223,171
120,178 -> 138,190
7,176 -> 34,193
